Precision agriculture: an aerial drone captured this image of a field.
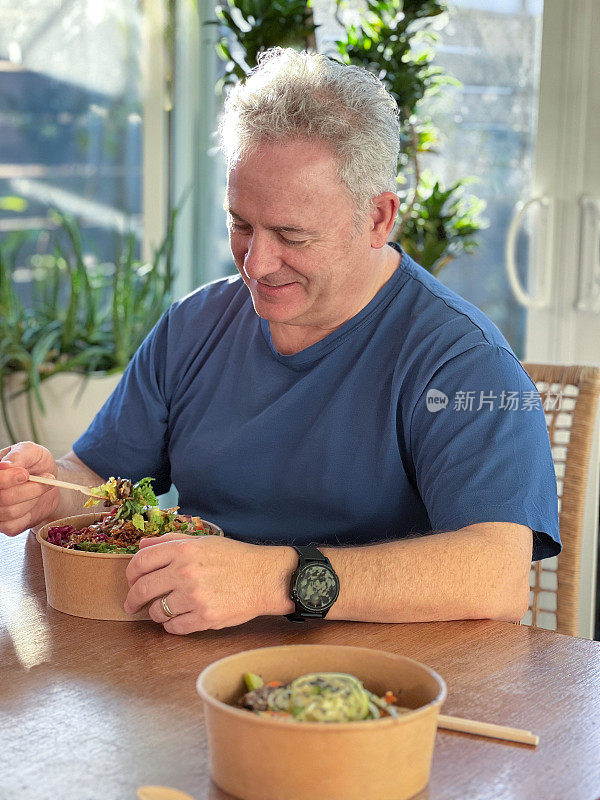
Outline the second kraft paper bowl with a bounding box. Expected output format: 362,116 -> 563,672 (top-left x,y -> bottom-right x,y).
196,643 -> 446,800
36,512 -> 224,621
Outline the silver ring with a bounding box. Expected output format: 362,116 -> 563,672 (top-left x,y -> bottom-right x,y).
161,594 -> 176,618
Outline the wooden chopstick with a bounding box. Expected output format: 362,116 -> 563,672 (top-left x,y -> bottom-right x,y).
27,474 -> 95,498
438,713 -> 539,746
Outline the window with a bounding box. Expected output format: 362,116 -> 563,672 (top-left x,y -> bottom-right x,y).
422,0 -> 544,357
0,1 -> 147,279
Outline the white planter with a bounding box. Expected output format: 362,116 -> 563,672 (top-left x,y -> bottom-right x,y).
0,371 -> 123,458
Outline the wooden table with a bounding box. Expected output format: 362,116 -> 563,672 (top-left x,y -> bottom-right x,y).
1,532 -> 599,800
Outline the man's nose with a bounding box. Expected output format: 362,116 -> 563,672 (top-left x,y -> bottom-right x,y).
242,232 -> 281,281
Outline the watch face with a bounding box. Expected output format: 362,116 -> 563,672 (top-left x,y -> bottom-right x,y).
293,563 -> 339,612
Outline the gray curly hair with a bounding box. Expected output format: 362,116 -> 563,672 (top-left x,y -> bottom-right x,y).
218,48 -> 400,218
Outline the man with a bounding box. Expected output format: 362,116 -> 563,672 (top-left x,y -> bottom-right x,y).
0,49 -> 559,634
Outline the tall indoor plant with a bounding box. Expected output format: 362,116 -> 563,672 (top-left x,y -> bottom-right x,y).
0,203 -> 178,454
210,0 -> 484,275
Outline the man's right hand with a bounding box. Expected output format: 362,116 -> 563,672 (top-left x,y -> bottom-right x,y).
0,442 -> 60,536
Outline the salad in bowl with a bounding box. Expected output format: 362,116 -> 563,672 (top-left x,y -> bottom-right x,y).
46,476 -> 214,554
36,476 -> 223,620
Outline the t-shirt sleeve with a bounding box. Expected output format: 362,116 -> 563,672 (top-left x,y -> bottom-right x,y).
408,344 -> 560,562
72,311 -> 172,495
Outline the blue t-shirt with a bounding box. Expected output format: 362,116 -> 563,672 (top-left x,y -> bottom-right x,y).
74,245 -> 560,562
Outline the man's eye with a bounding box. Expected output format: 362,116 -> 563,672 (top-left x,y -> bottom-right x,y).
229,222 -> 251,234
279,235 -> 306,247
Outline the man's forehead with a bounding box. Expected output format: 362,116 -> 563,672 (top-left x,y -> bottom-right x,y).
225,141 -> 353,232
227,141 -> 345,197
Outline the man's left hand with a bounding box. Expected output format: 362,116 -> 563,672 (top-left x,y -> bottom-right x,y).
123,533 -> 295,634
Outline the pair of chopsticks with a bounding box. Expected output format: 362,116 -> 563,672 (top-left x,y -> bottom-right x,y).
27,474 -> 96,498
27,480 -> 538,747
437,714 -> 538,746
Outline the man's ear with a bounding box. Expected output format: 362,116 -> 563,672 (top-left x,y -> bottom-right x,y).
369,191 -> 400,248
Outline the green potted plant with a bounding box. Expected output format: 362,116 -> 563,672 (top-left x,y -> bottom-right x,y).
210,0 -> 485,275
0,202 -> 177,456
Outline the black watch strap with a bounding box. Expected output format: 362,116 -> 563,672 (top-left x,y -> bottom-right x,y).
290,544 -> 328,563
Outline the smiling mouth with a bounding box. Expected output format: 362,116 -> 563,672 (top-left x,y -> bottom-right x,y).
258,281 -> 295,288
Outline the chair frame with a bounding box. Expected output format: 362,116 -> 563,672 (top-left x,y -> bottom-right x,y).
522,363 -> 600,636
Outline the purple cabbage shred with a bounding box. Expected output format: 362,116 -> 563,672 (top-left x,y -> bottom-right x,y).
47,525 -> 79,547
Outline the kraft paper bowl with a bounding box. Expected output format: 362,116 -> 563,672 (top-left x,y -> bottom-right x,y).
196,644 -> 446,800
36,512 -> 224,621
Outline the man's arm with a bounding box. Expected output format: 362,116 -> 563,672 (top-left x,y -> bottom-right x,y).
123,520 -> 533,633
272,522 -> 533,624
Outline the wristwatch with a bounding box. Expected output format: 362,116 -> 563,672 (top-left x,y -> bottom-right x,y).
286,544 -> 340,623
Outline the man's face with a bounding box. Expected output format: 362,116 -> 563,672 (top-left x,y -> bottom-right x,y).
225,140 -> 376,336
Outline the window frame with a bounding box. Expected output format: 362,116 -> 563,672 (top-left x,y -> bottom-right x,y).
141,0 -> 170,268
